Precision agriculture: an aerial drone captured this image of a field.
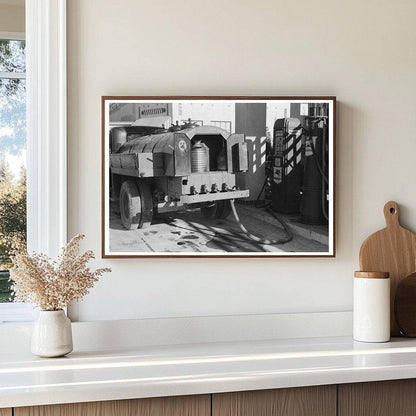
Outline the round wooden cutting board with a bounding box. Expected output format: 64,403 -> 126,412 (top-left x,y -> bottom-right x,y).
359,201 -> 416,336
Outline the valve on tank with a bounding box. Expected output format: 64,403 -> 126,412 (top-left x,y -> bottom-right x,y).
183,118 -> 199,129
169,121 -> 182,132
191,140 -> 210,173
222,183 -> 230,192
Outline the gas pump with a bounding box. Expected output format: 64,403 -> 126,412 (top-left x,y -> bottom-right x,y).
271,104 -> 329,224
271,118 -> 303,214
300,116 -> 329,224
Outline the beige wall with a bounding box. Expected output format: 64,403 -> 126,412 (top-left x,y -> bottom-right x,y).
0,4 -> 24,33
67,0 -> 416,321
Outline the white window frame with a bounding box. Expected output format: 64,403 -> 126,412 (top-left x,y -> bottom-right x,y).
26,0 -> 67,256
0,0 -> 67,323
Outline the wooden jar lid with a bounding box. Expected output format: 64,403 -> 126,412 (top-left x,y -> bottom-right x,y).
354,271 -> 390,279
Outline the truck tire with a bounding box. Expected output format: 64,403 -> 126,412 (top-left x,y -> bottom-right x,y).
120,180 -> 153,230
136,180 -> 153,229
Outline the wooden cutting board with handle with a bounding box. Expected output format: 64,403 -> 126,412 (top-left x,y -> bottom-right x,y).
359,201 -> 416,336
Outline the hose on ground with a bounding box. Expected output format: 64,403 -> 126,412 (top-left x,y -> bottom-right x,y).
230,199 -> 293,245
255,174 -> 293,243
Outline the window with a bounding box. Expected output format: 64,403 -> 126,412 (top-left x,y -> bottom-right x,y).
0,34 -> 26,307
0,1 -> 67,324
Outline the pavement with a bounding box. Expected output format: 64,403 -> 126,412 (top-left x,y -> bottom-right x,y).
109,202 -> 328,254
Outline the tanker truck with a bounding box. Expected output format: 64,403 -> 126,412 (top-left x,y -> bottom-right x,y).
109,122 -> 250,230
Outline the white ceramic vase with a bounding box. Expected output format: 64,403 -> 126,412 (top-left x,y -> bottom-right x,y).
31,310 -> 73,358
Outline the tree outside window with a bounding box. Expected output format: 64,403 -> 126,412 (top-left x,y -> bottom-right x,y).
0,38 -> 26,302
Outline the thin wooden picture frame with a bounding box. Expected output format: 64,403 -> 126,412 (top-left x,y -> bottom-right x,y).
102,96 -> 336,258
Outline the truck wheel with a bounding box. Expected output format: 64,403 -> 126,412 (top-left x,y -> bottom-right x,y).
215,200 -> 232,219
120,180 -> 153,230
136,180 -> 153,229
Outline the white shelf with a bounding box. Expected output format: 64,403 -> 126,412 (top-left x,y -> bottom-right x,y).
2,335 -> 416,408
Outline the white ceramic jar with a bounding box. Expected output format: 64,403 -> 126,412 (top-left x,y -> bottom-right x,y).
31,310 -> 73,357
353,271 -> 390,343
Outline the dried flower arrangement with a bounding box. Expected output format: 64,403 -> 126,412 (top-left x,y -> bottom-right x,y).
10,234 -> 111,311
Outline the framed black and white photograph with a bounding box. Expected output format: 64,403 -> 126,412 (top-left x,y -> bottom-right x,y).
102,96 -> 335,258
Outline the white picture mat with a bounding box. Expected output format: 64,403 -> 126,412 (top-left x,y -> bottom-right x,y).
103,98 -> 334,257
